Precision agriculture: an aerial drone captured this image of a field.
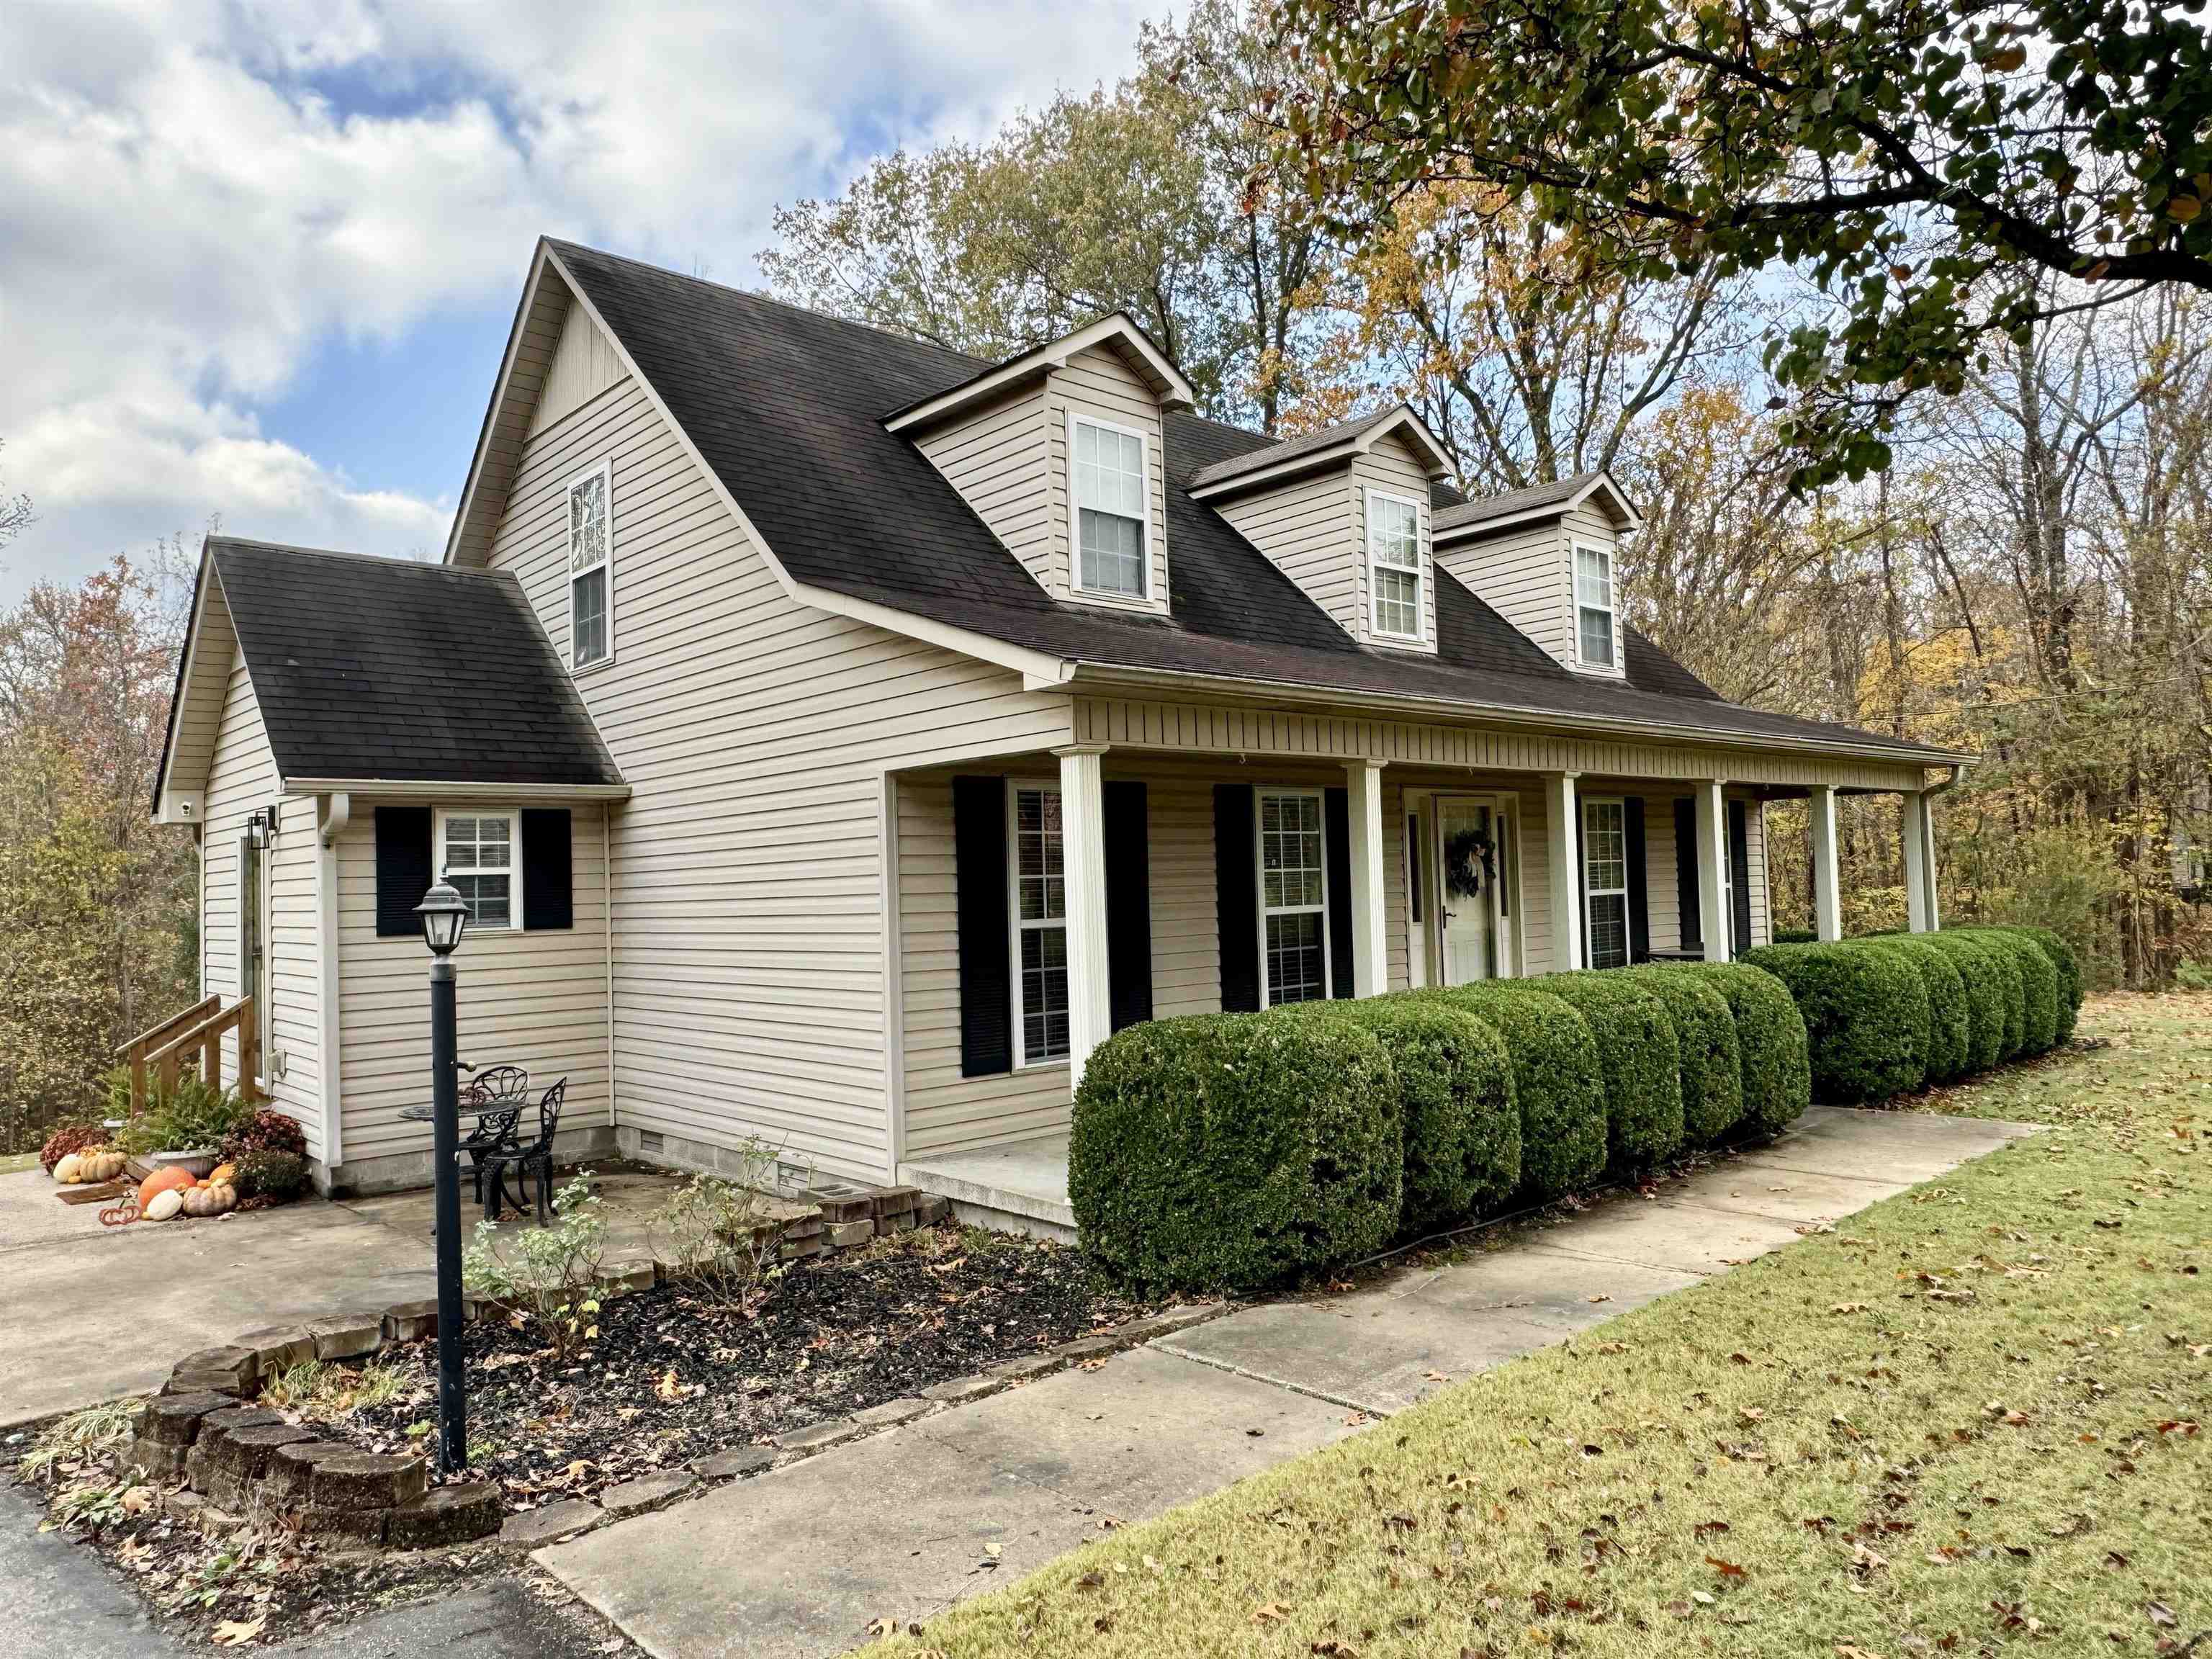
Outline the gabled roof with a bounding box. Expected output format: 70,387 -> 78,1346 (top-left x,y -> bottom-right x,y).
443,240 -> 1961,767
153,538 -> 624,817
1184,405 -> 1451,498
882,312 -> 1195,433
1433,469 -> 1642,540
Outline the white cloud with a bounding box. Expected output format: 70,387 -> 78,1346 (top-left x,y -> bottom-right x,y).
0,0 -> 1149,594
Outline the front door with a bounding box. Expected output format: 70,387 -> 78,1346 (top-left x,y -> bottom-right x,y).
1434,795 -> 1514,984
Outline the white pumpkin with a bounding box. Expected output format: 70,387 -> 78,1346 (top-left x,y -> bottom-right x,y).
143,1187 -> 185,1222
53,1154 -> 83,1184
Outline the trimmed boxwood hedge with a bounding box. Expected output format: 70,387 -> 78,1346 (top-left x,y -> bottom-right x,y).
1862,937 -> 1972,1084
2004,924 -> 2082,1040
1292,999 -> 1520,1233
1653,961 -> 1810,1132
1740,940 -> 1930,1103
1527,972 -> 1685,1169
1969,929 -> 2060,1054
1424,984 -> 1607,1200
1619,966 -> 1743,1143
1915,931 -> 2008,1074
1069,1011 -> 1403,1292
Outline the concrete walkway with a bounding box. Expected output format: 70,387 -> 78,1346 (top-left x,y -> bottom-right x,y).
536,1106 -> 2036,1659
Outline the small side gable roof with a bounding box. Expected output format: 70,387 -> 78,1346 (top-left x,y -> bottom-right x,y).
1184,405 -> 1452,498
881,311 -> 1196,432
1433,469 -> 1642,540
153,537 -> 624,817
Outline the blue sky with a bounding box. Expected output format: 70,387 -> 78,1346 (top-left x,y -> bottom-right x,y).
0,0 -> 1154,598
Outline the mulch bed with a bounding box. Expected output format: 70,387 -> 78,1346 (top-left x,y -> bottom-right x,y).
328,1220 -> 1156,1507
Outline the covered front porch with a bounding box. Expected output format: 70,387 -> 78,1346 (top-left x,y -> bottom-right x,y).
886,694 -> 1951,1234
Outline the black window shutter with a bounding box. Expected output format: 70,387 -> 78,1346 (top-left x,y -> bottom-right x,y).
1727,799 -> 1753,958
1103,781 -> 1151,1031
1625,797 -> 1650,963
1674,796 -> 1701,953
953,777 -> 1012,1076
1213,785 -> 1259,1012
374,807 -> 434,938
1325,787 -> 1354,999
521,809 -> 574,932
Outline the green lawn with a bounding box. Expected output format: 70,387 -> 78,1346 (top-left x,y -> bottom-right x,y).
871,993 -> 2210,1658
0,1151 -> 39,1175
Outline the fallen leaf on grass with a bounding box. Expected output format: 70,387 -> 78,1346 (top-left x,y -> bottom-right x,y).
1253,1601 -> 1289,1624
1830,1302 -> 1869,1315
1707,1556 -> 1747,1578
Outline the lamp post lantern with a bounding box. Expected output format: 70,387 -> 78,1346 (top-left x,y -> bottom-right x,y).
415,879 -> 472,1473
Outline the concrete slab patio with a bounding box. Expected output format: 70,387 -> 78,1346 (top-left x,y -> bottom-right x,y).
537,1107 -> 2038,1659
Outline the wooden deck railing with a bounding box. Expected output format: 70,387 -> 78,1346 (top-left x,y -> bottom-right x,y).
117,995 -> 262,1110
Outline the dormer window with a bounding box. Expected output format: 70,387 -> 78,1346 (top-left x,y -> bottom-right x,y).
1070,416 -> 1148,599
1574,542 -> 1617,670
1366,489 -> 1425,642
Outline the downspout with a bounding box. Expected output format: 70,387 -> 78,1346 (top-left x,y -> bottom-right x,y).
316,793 -> 349,1175
603,802 -> 616,1138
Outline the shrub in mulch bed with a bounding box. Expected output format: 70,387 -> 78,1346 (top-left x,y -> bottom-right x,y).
327,1221 -> 1156,1506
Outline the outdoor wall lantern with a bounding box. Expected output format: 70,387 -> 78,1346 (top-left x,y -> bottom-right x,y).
414,878 -> 472,1472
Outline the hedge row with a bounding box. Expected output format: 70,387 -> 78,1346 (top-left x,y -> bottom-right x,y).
1740,926 -> 2079,1104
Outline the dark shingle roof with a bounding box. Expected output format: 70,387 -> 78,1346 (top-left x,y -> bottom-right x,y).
547,240 -> 1953,763
210,538 -> 623,788
1184,408 -> 1403,490
1434,470 -> 1622,534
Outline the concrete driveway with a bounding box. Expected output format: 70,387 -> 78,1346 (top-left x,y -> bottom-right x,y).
0,1172 -> 437,1429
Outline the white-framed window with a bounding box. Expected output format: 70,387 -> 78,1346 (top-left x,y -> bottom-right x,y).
1365,488 -> 1425,642
567,462 -> 613,669
1069,415 -> 1148,599
1006,783 -> 1069,1065
1582,796 -> 1629,970
437,810 -> 518,932
1574,541 -> 1617,670
1256,789 -> 1330,1004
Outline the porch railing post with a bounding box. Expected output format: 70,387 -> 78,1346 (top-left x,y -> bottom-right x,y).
1695,779 -> 1732,962
1053,743 -> 1113,1088
1809,783 -> 1844,942
1342,759 -> 1388,997
1546,771 -> 1583,972
1902,788 -> 1938,933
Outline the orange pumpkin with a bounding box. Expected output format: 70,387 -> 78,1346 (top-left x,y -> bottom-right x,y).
208,1163 -> 236,1187
137,1166 -> 195,1208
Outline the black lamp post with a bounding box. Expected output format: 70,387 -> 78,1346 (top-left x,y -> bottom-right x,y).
414,879 -> 472,1473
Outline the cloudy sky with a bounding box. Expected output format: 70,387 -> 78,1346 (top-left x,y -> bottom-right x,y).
0,0 -> 1152,598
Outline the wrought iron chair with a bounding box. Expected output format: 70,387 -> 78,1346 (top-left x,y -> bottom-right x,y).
482,1078 -> 566,1225
460,1066 -> 530,1210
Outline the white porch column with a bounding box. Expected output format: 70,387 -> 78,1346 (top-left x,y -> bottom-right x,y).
1694,778 -> 1732,961
1809,783 -> 1843,943
1343,759 -> 1388,997
1053,744 -> 1113,1085
1545,770 -> 1583,972
1902,788 -> 1938,933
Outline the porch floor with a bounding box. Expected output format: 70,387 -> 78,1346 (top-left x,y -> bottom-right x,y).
899,1135 -> 1074,1242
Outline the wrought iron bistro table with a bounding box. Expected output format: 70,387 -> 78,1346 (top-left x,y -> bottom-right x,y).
397,1098 -> 529,1220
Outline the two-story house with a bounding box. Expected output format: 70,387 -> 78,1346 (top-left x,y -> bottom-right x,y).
150,238 -> 1967,1233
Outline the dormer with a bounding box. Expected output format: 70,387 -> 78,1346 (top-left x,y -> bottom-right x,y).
1431,471 -> 1642,678
887,315 -> 1194,619
1187,407 -> 1452,655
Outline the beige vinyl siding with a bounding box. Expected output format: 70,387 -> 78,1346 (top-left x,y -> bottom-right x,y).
484,377 -> 1072,1182
1216,468 -> 1358,636
1744,796 -> 1772,948
1434,518 -> 1568,667
1047,345 -> 1171,615
917,384 -> 1052,593
335,805 -> 607,1162
199,647 -> 323,1161
1642,790 -> 1684,953
1352,438 -> 1439,654
528,302 -> 631,439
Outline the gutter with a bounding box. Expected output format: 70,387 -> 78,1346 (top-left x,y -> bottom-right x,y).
1063,663 -> 1976,770
282,778 -> 632,803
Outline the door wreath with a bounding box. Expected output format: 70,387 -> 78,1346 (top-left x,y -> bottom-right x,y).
1442,825 -> 1496,899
